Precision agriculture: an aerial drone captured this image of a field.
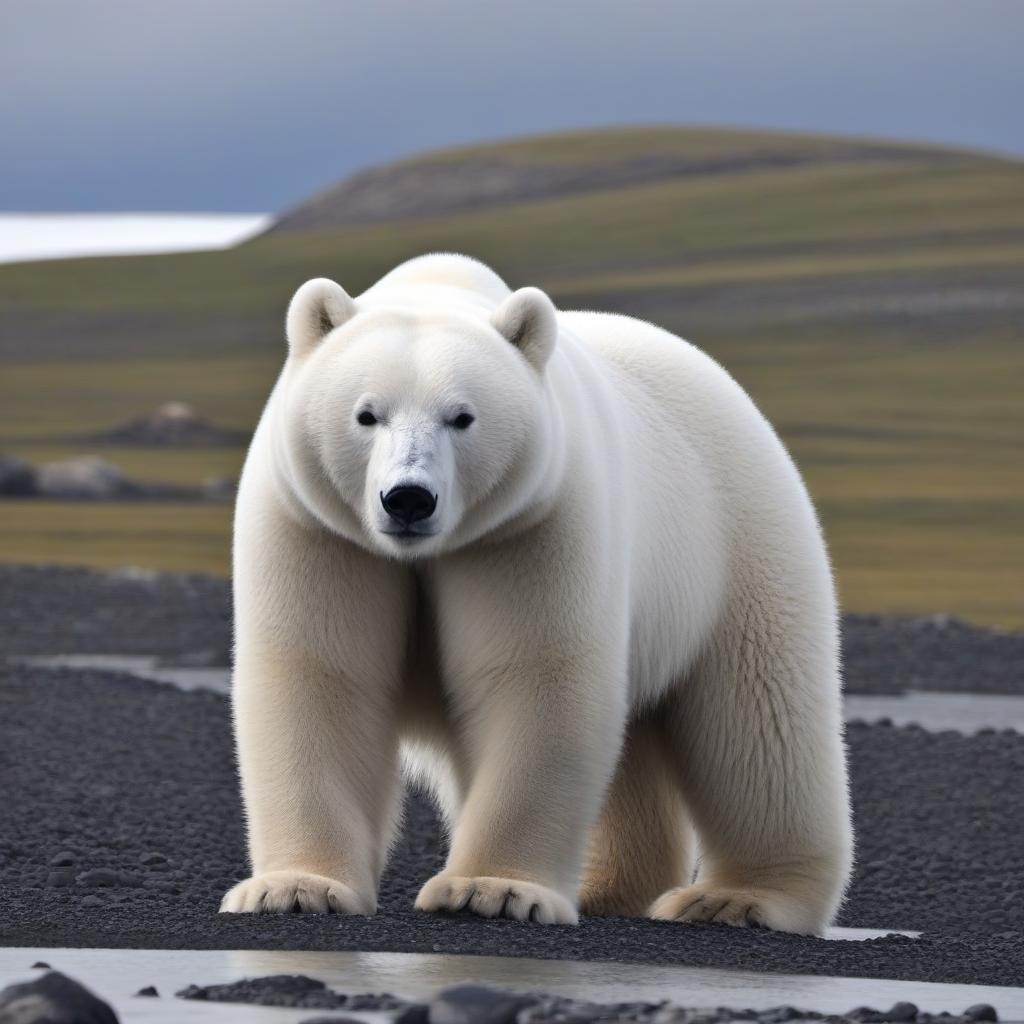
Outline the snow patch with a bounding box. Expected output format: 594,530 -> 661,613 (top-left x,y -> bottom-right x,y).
0,213 -> 271,264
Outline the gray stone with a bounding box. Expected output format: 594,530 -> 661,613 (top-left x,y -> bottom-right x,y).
0,970 -> 118,1023
77,868 -> 121,887
963,1007 -> 997,1023
886,1003 -> 919,1022
429,985 -> 536,1024
393,1005 -> 430,1024
36,457 -> 134,500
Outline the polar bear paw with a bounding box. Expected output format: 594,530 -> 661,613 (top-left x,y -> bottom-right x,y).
648,882 -> 820,934
415,873 -> 578,925
220,870 -> 375,915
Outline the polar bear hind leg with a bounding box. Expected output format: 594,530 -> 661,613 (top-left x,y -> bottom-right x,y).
649,591 -> 852,935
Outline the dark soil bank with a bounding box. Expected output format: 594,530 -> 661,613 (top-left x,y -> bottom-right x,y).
2,565 -> 1022,694
0,665 -> 1021,986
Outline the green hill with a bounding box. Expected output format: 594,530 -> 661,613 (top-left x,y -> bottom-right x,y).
1,126 -> 1022,626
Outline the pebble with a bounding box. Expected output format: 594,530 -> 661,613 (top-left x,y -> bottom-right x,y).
135,985 -> 159,997
49,851 -> 76,867
430,984 -> 537,1024
963,1007 -> 997,1023
887,1003 -> 919,1022
78,868 -> 122,887
761,1008 -> 805,1023
393,1004 -> 430,1024
81,894 -> 104,907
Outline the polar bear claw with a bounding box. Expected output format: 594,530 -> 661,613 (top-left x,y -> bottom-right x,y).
415,874 -> 578,925
220,871 -> 373,915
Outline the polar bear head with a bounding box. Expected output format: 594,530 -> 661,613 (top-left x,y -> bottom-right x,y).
275,275 -> 563,559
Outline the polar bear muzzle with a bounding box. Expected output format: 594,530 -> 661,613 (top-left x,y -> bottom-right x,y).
380,485 -> 437,533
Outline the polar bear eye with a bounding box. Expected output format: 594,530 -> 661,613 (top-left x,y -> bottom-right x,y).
449,412 -> 475,430
356,409 -> 378,427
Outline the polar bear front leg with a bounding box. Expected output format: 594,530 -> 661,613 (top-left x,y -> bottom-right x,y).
415,537 -> 627,925
220,650 -> 402,915
413,659 -> 624,924
222,494 -> 412,915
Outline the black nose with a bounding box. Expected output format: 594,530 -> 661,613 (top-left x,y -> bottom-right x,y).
381,485 -> 437,525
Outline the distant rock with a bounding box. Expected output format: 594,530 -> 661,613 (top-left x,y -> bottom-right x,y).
0,453 -> 231,503
203,475 -> 237,500
36,457 -> 136,500
0,454 -> 36,496
86,402 -> 249,447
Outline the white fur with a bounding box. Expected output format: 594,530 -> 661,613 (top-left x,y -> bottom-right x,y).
221,253 -> 853,933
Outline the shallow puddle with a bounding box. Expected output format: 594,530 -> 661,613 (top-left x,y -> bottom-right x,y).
843,692 -> 1024,732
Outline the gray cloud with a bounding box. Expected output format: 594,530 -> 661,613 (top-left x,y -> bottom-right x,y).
1,0 -> 1021,212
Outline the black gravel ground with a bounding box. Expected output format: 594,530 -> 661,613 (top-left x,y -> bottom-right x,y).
3,565 -> 1022,694
0,663 -> 1021,987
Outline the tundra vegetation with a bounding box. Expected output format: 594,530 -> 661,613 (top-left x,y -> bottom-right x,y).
1,127 -> 1021,626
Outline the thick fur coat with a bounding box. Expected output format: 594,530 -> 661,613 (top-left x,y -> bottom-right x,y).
222,253 -> 852,932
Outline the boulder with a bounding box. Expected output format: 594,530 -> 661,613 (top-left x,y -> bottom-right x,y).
90,402 -> 249,447
429,985 -> 536,1024
0,970 -> 119,1023
35,457 -> 135,500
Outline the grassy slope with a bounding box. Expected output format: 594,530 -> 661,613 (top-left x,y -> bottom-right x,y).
1,127 -> 1022,625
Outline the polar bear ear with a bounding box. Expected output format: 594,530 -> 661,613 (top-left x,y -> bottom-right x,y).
286,278 -> 357,357
490,287 -> 557,372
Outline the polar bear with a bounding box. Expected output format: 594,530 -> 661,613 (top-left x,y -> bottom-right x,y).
221,253 -> 852,933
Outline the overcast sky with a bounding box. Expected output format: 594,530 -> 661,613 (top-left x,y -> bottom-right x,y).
2,0 -> 1022,214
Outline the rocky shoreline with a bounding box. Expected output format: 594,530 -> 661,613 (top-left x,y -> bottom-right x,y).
0,972 -> 1003,1024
